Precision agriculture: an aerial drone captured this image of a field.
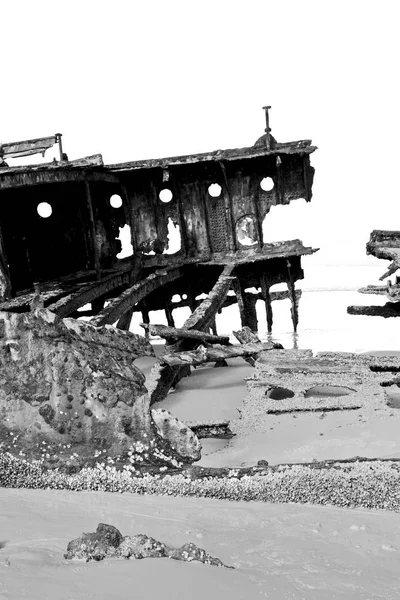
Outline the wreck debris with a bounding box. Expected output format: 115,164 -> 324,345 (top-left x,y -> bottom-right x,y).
186,420 -> 234,439
235,350 -> 400,435
159,340 -> 279,368
141,322 -> 230,345
348,230 -> 400,317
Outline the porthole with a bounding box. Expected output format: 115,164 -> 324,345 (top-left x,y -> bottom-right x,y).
110,194 -> 123,208
236,214 -> 258,246
37,202 -> 52,218
159,188 -> 173,203
208,183 -> 222,198
260,177 -> 274,192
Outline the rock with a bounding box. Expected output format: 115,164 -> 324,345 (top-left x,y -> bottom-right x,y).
151,408 -> 201,461
257,459 -> 269,467
0,309 -> 196,468
167,542 -> 230,567
64,523 -> 123,561
118,535 -> 167,559
65,523 -> 232,568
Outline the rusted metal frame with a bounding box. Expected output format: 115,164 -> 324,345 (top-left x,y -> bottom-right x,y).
250,171 -> 264,249
302,154 -> 311,202
232,276 -> 258,332
183,265 -> 235,332
164,302 -> 175,327
106,140 -> 316,173
46,269 -> 133,318
260,273 -> 274,333
218,160 -> 236,252
199,180 -> 215,253
286,258 -> 299,331
116,305 -> 135,331
131,286 -> 300,315
276,154 -> 284,206
175,182 -> 190,256
90,265 -> 186,327
85,181 -> 101,281
0,170 -> 118,191
148,265 -> 235,404
0,221 -> 12,299
119,181 -> 138,252
141,302 -> 150,338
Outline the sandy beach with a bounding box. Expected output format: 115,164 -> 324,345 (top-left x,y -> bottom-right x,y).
2,334 -> 400,598
2,487 -> 400,600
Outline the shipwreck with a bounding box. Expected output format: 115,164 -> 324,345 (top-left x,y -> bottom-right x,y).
0,108 -> 318,470
348,230 -> 400,318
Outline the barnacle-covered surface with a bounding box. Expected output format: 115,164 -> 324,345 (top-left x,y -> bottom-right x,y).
0,309 -> 200,470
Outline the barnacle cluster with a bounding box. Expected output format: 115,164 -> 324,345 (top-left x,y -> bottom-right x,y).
1,450 -> 400,512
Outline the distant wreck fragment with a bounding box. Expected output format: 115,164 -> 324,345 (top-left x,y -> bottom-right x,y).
0,109 -> 317,468
348,230 -> 400,317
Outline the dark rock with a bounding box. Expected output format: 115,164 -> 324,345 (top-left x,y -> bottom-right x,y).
119,535 -> 167,559
65,523 -> 231,568
64,523 -> 123,561
257,459 -> 269,467
167,542 -> 230,568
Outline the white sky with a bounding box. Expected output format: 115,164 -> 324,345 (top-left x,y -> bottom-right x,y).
2,0 -> 399,267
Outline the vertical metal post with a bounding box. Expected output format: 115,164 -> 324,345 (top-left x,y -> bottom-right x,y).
262,106 -> 272,151
260,274 -> 273,333
286,259 -> 299,332
55,133 -> 63,161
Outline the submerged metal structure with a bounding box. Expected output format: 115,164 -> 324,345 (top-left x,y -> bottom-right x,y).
0,109 -> 317,334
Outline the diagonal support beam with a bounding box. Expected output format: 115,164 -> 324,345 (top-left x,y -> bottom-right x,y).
184,265 -> 235,332
90,266 -> 186,327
